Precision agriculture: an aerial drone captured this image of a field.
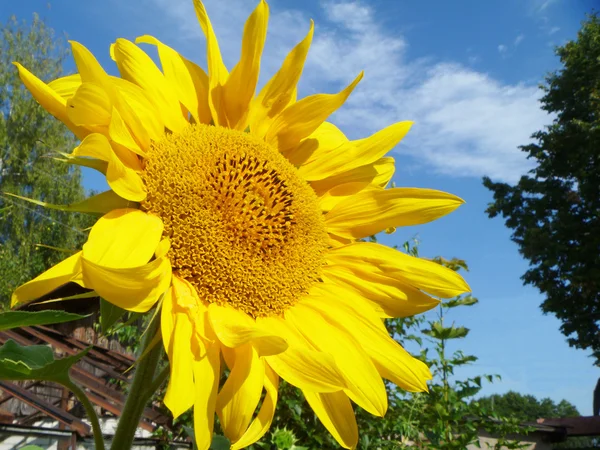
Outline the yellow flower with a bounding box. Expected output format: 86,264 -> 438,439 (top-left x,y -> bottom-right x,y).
12,1 -> 470,449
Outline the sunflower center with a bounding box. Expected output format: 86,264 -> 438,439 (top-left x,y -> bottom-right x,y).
141,124 -> 328,318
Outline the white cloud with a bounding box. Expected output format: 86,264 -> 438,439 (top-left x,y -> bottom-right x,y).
108,0 -> 550,183
514,34 -> 525,45
497,44 -> 508,53
533,0 -> 558,13
548,26 -> 561,35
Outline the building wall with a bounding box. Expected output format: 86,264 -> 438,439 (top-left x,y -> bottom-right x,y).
468,431 -> 554,450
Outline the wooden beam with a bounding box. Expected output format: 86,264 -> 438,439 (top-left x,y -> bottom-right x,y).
0,381 -> 91,436
537,416 -> 600,436
0,408 -> 14,423
0,380 -> 43,406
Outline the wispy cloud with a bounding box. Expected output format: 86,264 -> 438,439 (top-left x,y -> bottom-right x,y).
109,0 -> 550,183
532,0 -> 558,13
497,44 -> 508,54
529,0 -> 562,38
514,34 -> 525,45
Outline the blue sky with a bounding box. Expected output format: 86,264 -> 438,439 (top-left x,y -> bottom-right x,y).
3,0 -> 598,415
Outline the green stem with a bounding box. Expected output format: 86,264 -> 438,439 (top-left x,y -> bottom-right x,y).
111,316 -> 162,450
142,363 -> 169,399
63,378 -> 105,450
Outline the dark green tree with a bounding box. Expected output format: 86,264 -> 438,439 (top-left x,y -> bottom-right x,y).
0,14 -> 91,307
476,391 -> 580,422
483,14 -> 600,360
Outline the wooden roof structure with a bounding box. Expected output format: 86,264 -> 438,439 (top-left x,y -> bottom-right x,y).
0,324 -> 171,440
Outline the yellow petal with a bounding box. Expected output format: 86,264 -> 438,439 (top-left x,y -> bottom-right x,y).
322,264 -> 439,318
287,305 -> 387,416
112,76 -> 164,141
171,275 -> 202,310
11,252 -> 84,308
164,311 -> 195,418
71,40 -> 111,85
313,158 -> 396,212
216,343 -> 264,443
193,0 -> 229,126
284,121 -> 348,167
257,316 -> 347,392
304,285 -> 432,392
155,238 -> 171,259
111,38 -> 187,133
325,187 -> 465,239
326,242 -> 471,298
299,122 -> 411,181
71,40 -> 151,150
170,277 -> 214,347
66,82 -> 112,128
82,209 -> 163,268
74,134 -> 146,201
248,21 -> 314,139
48,74 -> 82,100
231,364 -> 279,450
183,60 -> 212,125
81,256 -> 171,312
207,304 -> 287,357
266,346 -> 346,393
135,35 -> 210,125
161,282 -> 176,356
13,63 -> 86,139
222,0 -> 269,130
108,108 -> 145,161
307,282 -> 386,332
304,390 -> 358,449
373,157 -> 395,187
193,339 -> 221,450
311,157 -> 395,196
329,233 -> 352,248
266,73 -> 363,153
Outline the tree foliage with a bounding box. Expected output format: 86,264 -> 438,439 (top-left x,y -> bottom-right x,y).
476,391 -> 580,422
0,14 -> 91,307
483,14 -> 600,360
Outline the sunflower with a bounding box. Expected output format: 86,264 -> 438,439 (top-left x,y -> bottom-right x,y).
11,1 -> 470,449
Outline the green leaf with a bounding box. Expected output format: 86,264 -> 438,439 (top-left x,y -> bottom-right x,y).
3,190 -> 135,215
0,310 -> 87,331
423,322 -> 470,340
451,354 -> 478,366
210,435 -> 230,450
19,446 -> 46,450
0,340 -> 88,383
32,291 -> 98,306
100,299 -> 127,333
443,295 -> 479,309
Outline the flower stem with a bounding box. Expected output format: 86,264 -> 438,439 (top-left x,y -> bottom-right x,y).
62,378 -> 105,450
142,363 -> 169,399
111,316 -> 162,450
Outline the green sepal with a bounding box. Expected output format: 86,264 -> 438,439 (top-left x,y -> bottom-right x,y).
100,298 -> 127,333
0,310 -> 87,331
3,190 -> 136,215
